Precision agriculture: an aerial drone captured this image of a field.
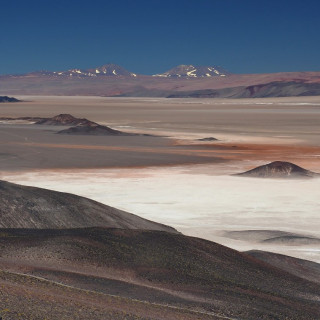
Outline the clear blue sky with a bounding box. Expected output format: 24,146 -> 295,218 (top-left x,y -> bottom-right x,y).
1,0 -> 319,75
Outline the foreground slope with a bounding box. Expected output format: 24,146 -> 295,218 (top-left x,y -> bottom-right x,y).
0,180 -> 177,232
0,228 -> 320,320
0,269 -> 219,320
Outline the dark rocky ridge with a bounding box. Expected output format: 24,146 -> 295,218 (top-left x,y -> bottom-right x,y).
167,81 -> 320,98
0,96 -> 20,102
235,161 -> 320,178
0,180 -> 177,232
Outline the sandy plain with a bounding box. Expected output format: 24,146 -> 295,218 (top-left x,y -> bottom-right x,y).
1,95 -> 320,262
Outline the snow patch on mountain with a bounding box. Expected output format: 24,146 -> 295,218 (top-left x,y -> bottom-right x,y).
153,64 -> 228,78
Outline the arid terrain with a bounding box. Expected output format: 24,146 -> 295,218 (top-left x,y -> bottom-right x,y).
0,95 -> 320,319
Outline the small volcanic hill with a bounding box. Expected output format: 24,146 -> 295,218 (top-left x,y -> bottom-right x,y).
36,113 -> 132,136
0,180 -> 177,232
197,137 -> 218,141
57,122 -> 127,136
235,161 -> 320,178
0,228 -> 320,319
0,95 -> 20,102
35,113 -> 94,126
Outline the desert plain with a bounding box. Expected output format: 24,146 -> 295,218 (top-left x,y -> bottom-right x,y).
1,95 -> 320,263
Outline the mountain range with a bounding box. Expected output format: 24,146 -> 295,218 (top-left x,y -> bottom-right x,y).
1,63 -> 320,98
1,64 -> 227,78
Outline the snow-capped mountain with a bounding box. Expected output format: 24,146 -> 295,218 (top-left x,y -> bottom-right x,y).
23,64 -> 137,78
2,64 -> 230,79
153,65 -> 228,78
87,64 -> 137,77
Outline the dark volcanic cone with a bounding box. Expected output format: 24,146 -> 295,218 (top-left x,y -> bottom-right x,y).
235,161 -> 320,178
57,122 -> 131,136
197,137 -> 218,141
0,180 -> 177,232
35,114 -> 94,126
0,96 -> 20,102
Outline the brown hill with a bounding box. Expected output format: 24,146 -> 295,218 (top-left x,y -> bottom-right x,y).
0,180 -> 177,232
234,161 -> 320,178
0,228 -> 319,320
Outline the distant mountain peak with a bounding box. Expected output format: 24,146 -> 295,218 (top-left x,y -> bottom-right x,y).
153,64 -> 228,78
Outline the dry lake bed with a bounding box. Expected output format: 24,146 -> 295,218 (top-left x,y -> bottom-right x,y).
1,95 -> 320,262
